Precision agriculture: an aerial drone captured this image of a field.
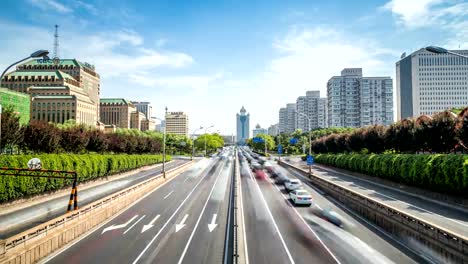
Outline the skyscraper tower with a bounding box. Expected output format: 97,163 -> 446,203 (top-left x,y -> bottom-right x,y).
236,106 -> 250,144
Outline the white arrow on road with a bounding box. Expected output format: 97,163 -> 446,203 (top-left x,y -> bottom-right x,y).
175,214 -> 189,232
141,214 -> 160,233
102,215 -> 138,234
208,214 -> 218,232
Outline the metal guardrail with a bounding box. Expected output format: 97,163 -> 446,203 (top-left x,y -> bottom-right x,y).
0,161 -> 192,256
280,160 -> 468,264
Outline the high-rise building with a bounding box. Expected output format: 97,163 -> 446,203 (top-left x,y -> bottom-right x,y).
131,111 -> 146,130
132,101 -> 152,120
165,111 -> 189,136
1,59 -> 100,126
396,48 -> 468,120
0,88 -> 30,124
99,98 -> 136,129
268,124 -> 279,136
278,103 -> 297,134
236,106 -> 250,144
252,124 -> 268,137
296,91 -> 328,131
327,68 -> 393,127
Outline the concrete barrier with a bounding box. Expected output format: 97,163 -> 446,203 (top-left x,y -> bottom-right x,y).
280,160 -> 468,264
0,161 -> 193,264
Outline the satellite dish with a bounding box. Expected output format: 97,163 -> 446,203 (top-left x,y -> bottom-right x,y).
27,158 -> 42,170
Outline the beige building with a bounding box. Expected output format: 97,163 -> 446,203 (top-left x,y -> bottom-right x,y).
131,111 -> 146,130
141,119 -> 156,131
165,112 -> 189,136
1,58 -> 100,126
100,98 -> 136,129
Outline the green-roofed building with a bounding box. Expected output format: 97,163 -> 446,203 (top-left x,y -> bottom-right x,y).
0,88 -> 30,124
0,58 -> 101,126
100,98 -> 137,129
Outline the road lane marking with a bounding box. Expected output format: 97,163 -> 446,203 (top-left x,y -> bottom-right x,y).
142,214 -> 160,233
101,215 -> 138,234
164,191 -> 174,200
175,214 -> 189,232
247,168 -> 295,264
132,161 -> 223,264
124,215 -> 146,234
183,177 -> 189,183
238,162 -> 250,264
177,161 -> 226,264
208,213 -> 218,232
267,176 -> 341,264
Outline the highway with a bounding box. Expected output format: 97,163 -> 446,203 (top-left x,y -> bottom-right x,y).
0,159 -> 187,239
43,150 -> 235,264
285,157 -> 468,237
239,149 -> 422,264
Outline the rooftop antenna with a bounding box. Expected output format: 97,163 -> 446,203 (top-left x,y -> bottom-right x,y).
53,24 -> 60,65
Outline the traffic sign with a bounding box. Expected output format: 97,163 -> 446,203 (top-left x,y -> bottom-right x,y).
306,155 -> 314,165
277,144 -> 283,154
289,138 -> 298,144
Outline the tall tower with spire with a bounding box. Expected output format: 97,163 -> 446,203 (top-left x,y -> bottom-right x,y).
236,106 -> 250,144
52,25 -> 60,65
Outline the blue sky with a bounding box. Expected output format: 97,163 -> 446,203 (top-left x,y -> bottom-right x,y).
1,0 -> 467,134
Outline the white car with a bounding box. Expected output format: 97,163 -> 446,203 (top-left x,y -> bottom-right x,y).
289,189 -> 312,205
284,179 -> 301,191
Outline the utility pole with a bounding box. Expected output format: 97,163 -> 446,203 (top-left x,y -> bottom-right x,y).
162,107 -> 167,178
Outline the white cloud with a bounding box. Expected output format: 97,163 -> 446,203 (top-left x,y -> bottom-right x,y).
383,0 -> 468,28
27,0 -> 73,13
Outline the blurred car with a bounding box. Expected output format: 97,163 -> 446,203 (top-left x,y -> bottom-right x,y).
289,189 -> 312,206
250,161 -> 262,172
263,161 -> 274,172
275,171 -> 289,184
322,208 -> 343,227
284,179 -> 301,192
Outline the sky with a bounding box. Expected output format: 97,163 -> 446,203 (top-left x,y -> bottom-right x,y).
0,0 -> 467,135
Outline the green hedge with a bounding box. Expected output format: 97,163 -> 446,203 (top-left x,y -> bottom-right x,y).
0,154 -> 170,203
315,153 -> 468,196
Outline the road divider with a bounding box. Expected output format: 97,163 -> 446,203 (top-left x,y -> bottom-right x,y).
279,160 -> 468,264
0,160 -> 194,264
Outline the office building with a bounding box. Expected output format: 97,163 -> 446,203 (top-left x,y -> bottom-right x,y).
268,124 -> 279,136
100,98 -> 136,129
252,124 -> 268,137
396,48 -> 468,120
327,68 -> 393,127
236,106 -> 250,144
131,111 -> 146,130
132,101 -> 152,120
0,88 -> 30,124
141,119 -> 156,132
1,59 -> 100,126
165,111 -> 189,136
278,103 -> 297,134
296,91 -> 328,131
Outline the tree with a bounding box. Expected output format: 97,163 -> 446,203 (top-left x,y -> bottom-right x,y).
362,125 -> 386,153
23,121 -> 61,153
86,130 -> 108,153
194,133 -> 224,154
249,134 -> 275,153
0,106 -> 24,154
413,115 -> 432,152
429,111 -> 457,153
455,107 -> 468,150
60,126 -> 90,153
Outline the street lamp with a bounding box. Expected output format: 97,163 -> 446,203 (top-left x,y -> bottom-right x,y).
204,125 -> 214,157
191,126 -> 203,160
0,50 -> 49,153
151,108 -> 168,178
296,111 -> 312,176
425,46 -> 468,60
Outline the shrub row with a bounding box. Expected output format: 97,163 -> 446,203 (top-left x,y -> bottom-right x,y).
0,154 -> 170,203
315,153 -> 468,196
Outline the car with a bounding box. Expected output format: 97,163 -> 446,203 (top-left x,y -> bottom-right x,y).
250,161 -> 262,172
289,189 -> 312,205
263,161 -> 274,172
284,179 -> 301,191
275,171 -> 289,184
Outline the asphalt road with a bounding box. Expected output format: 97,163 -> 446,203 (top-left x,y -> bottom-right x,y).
0,159 -> 187,239
43,151 -> 235,264
285,157 -> 468,237
239,149 -> 421,264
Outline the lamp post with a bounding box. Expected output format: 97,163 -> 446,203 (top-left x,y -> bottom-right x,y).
425,46 -> 468,60
204,125 -> 214,157
296,111 -> 312,176
0,50 -> 49,153
151,109 -> 168,178
191,126 -> 203,160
